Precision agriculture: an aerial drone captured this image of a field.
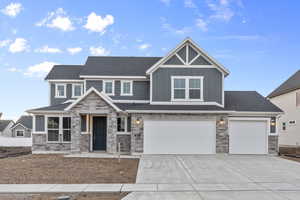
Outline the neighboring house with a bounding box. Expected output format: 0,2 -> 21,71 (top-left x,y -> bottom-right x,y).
10,116 -> 33,138
268,70 -> 300,148
27,38 -> 282,155
0,120 -> 14,137
0,113 -> 2,119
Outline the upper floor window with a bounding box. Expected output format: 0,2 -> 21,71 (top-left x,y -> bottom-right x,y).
121,80 -> 133,96
55,84 -> 66,98
72,84 -> 83,98
171,76 -> 203,101
103,80 -> 114,95
296,92 -> 300,107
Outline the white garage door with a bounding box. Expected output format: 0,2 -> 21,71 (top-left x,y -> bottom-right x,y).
229,119 -> 268,154
144,120 -> 216,154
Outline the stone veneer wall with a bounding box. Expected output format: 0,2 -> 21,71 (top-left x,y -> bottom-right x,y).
69,91 -> 117,153
268,135 -> 278,154
130,113 -> 229,154
117,134 -> 131,154
32,134 -> 71,152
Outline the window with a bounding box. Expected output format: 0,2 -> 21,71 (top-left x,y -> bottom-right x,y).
282,122 -> 286,131
55,84 -> 66,98
63,117 -> 71,142
16,130 -> 24,137
103,80 -> 114,95
121,80 -> 133,96
72,84 -> 83,98
117,116 -> 131,133
297,92 -> 300,107
81,115 -> 87,132
47,117 -> 59,142
172,76 -> 203,101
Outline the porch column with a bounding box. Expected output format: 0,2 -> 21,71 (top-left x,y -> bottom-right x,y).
71,112 -> 81,153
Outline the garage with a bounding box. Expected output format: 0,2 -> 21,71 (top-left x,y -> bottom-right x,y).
229,119 -> 268,154
143,119 -> 216,154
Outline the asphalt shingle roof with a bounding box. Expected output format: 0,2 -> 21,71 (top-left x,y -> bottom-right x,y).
0,120 -> 13,131
28,91 -> 281,113
81,56 -> 162,76
268,70 -> 300,98
13,116 -> 33,129
45,65 -> 83,80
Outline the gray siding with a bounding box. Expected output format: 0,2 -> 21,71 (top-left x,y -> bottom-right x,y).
11,124 -> 31,137
152,68 -> 223,104
35,115 -> 45,132
86,80 -> 149,100
50,83 -> 83,106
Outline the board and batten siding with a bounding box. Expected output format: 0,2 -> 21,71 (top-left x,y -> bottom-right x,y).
152,68 -> 223,104
85,80 -> 149,100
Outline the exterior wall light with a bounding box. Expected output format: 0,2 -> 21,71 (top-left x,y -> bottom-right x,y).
135,118 -> 141,125
219,117 -> 225,125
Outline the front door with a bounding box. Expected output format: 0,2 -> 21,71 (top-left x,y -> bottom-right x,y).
93,116 -> 107,151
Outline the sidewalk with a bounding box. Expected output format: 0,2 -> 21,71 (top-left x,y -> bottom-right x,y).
1,182 -> 300,193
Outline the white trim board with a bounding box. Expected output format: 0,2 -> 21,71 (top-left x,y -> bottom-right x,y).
80,75 -> 148,80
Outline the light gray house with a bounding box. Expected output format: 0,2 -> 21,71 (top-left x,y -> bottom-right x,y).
10,116 -> 32,138
0,113 -> 2,119
0,120 -> 14,137
27,38 -> 282,155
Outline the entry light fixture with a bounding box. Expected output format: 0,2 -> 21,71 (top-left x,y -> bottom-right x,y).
219,117 -> 225,125
135,118 -> 141,125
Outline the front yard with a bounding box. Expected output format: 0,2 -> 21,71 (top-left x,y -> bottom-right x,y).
0,154 -> 139,184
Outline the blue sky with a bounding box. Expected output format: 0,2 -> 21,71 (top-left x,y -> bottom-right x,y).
0,0 -> 299,120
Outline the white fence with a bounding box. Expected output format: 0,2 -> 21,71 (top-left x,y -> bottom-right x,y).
0,136 -> 32,147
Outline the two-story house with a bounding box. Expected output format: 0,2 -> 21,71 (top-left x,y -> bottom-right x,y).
268,70 -> 300,149
27,38 -> 282,155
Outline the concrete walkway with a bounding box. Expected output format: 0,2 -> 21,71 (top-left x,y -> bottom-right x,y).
1,182 -> 300,193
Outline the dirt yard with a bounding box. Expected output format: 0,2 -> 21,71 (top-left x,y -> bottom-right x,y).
0,147 -> 31,158
0,155 -> 139,184
0,193 -> 128,200
281,155 -> 300,163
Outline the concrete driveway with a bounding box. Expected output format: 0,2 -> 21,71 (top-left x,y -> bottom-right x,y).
123,155 -> 300,200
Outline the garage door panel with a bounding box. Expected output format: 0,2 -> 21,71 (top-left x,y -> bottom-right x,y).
229,120 -> 268,154
144,120 -> 216,154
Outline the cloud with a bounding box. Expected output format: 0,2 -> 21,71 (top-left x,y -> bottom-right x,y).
160,0 -> 171,6
89,46 -> 110,56
36,8 -> 74,31
35,45 -> 62,53
196,18 -> 208,32
138,43 -> 151,50
24,61 -> 58,78
1,2 -> 22,17
206,0 -> 236,22
84,12 -> 114,34
67,47 -> 82,55
0,39 -> 11,47
161,17 -> 191,35
7,67 -> 22,72
9,38 -> 29,53
184,0 -> 196,8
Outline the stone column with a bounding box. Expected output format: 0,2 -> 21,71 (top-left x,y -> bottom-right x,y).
71,112 -> 81,153
268,135 -> 278,154
131,114 -> 144,153
107,112 -> 118,153
216,115 -> 229,153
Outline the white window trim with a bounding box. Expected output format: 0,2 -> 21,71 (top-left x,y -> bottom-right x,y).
171,76 -> 204,102
55,84 -> 67,98
121,80 -> 133,96
117,116 -> 131,135
103,80 -> 115,96
15,129 -> 25,137
72,83 -> 83,98
46,115 -> 71,143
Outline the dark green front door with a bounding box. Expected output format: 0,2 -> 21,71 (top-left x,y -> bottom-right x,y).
93,116 -> 107,151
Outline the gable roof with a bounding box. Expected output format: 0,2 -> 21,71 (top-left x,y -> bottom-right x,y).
0,120 -> 14,132
80,56 -> 161,77
146,38 -> 230,76
225,91 -> 282,112
11,116 -> 33,130
268,70 -> 300,98
27,103 -> 71,113
45,65 -> 83,80
65,87 -> 122,112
